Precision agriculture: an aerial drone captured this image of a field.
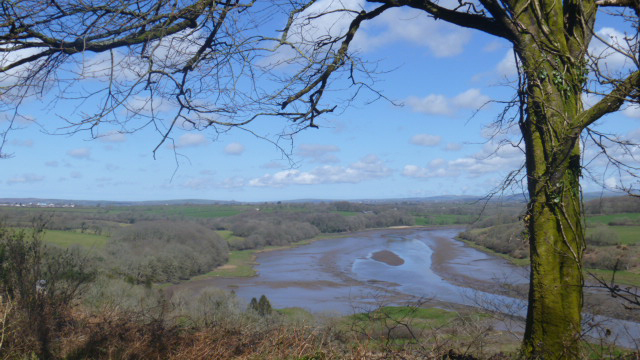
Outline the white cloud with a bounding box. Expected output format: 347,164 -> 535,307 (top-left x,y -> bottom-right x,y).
406,94 -> 452,115
124,95 -> 174,117
582,93 -> 602,110
402,164 -> 448,178
82,29 -> 204,81
403,141 -> 524,179
406,88 -> 491,116
106,163 -> 120,171
70,171 -> 83,179
7,173 -> 44,184
410,134 -> 441,147
298,144 -> 340,163
224,142 -> 245,155
589,27 -> 635,73
0,48 -> 42,89
604,176 -> 618,189
445,143 -> 463,151
262,161 -> 286,169
496,50 -> 518,77
81,50 -> 142,81
623,104 -> 640,119
355,7 -> 472,57
183,176 -> 215,190
219,177 -> 246,189
99,131 -> 127,143
249,154 -> 391,187
10,139 -> 33,147
452,89 -> 491,109
483,40 -> 504,52
259,0 -> 364,67
174,133 -> 208,148
67,148 -> 91,159
430,158 -> 446,168
44,161 -> 59,167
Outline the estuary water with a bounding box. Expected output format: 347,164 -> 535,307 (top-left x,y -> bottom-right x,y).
169,227 -> 640,348
175,227 -> 529,313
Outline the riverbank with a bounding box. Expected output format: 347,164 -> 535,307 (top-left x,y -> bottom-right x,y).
165,227 -> 519,313
191,226 -> 463,281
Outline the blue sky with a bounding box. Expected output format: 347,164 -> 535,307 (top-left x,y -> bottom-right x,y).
1,2 -> 639,202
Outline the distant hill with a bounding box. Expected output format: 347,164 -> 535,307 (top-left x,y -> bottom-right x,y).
0,191 -> 625,207
0,198 -> 239,207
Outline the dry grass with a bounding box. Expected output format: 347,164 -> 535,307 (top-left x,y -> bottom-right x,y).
0,295 -> 636,360
0,297 -> 519,360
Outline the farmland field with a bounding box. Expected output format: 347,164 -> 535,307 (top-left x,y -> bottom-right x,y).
42,230 -> 108,249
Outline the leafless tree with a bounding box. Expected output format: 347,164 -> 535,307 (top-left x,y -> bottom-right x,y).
0,0 -> 355,158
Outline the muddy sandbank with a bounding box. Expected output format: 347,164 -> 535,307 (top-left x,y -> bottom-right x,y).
371,250 -> 405,266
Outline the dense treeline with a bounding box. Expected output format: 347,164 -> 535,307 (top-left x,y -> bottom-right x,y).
107,221 -> 228,283
459,222 -> 529,260
461,211 -> 639,273
585,196 -> 640,215
0,200 -> 522,284
206,207 -> 414,250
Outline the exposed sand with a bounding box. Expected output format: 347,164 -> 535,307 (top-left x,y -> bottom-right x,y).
215,264 -> 237,270
371,250 -> 405,266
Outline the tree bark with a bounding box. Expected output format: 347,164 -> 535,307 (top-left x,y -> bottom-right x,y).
522,136 -> 585,358
519,61 -> 587,358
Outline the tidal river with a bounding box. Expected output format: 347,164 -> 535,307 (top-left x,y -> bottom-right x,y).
173,227 -> 529,313
170,227 -> 640,348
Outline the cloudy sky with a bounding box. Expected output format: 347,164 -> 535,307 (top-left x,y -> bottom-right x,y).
1,2 -> 639,202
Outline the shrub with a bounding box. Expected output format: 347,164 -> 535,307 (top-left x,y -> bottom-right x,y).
583,247 -> 632,271
0,226 -> 96,358
586,226 -> 620,246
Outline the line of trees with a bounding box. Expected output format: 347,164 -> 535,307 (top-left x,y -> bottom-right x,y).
107,221 -> 228,284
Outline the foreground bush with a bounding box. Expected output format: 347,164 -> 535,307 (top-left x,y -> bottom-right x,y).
0,226 -> 96,358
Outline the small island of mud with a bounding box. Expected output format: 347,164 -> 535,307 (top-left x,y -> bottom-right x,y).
371,250 -> 405,266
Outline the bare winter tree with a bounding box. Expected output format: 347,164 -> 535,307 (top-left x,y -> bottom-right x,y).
0,0 -> 639,358
0,0 -> 346,158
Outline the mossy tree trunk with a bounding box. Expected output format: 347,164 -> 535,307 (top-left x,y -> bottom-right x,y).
520,77 -> 587,358
514,3 -> 595,356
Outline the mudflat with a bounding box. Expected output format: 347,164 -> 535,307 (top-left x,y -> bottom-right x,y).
371,250 -> 405,266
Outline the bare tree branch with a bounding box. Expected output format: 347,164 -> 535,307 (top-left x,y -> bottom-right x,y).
368,0 -> 517,40
577,70 -> 640,129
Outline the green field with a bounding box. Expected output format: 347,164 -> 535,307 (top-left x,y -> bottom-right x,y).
350,306 -> 459,325
141,205 -> 252,218
585,212 -> 640,245
584,224 -> 640,245
193,250 -> 258,278
216,230 -> 245,246
587,212 -> 640,225
414,214 -> 477,226
587,269 -> 640,287
0,204 -> 253,219
608,226 -> 640,245
42,230 -> 108,249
